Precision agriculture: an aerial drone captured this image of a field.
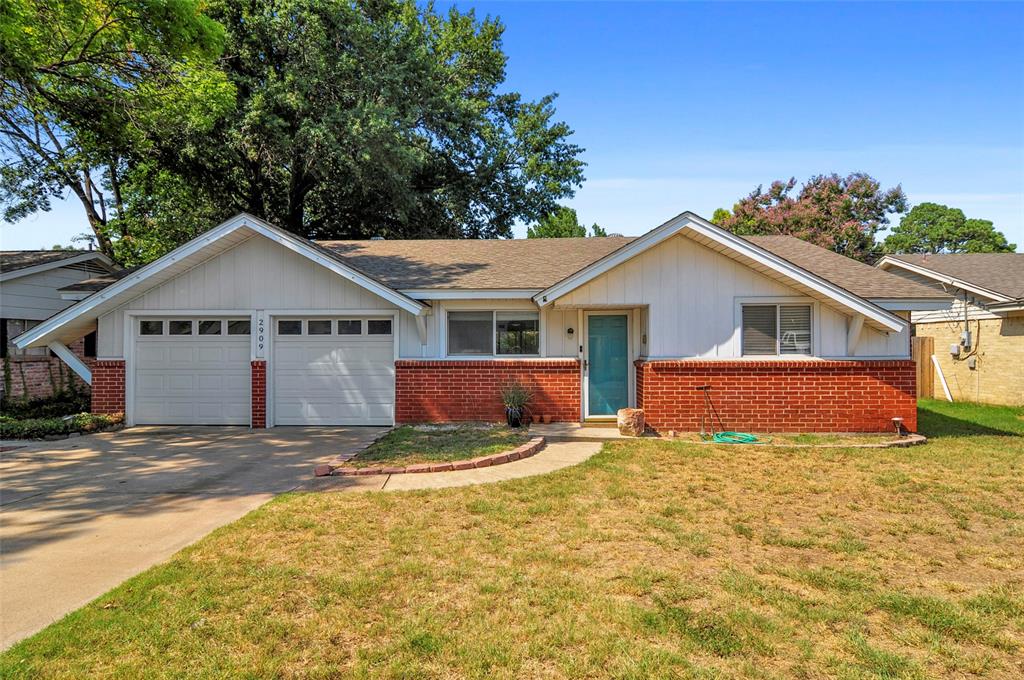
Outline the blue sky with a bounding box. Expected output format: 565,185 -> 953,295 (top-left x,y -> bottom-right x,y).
3,1 -> 1022,249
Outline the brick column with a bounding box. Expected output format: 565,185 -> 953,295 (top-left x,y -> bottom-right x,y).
91,359 -> 126,415
251,360 -> 267,428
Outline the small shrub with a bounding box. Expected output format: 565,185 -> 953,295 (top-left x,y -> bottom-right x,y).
0,412 -> 122,439
0,391 -> 90,419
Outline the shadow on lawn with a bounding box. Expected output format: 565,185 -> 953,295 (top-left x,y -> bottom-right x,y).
917,402 -> 1024,439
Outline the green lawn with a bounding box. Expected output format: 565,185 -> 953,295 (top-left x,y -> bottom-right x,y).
2,401 -> 1022,678
351,424 -> 529,467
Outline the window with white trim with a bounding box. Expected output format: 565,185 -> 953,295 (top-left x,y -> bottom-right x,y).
742,304 -> 812,356
447,311 -> 539,356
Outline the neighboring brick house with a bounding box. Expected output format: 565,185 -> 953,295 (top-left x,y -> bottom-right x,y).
14,212 -> 951,432
1,250 -> 117,400
877,253 -> 1024,406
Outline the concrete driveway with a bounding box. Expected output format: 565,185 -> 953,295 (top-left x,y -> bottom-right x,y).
0,426 -> 386,650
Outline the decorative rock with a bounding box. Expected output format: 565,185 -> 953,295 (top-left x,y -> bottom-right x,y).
617,408 -> 645,437
314,464 -> 334,477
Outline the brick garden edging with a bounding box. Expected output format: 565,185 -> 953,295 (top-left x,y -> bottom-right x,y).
314,436 -> 546,477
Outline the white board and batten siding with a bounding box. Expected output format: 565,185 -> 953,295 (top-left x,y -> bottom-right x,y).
552,233 -> 910,359
97,236 -> 401,358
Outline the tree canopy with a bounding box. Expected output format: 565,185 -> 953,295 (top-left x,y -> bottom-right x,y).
712,173 -> 907,261
882,202 -> 1015,254
0,0 -> 231,256
3,0 -> 586,264
527,206 -> 606,238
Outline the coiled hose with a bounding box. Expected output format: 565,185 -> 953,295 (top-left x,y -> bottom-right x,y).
709,431 -> 762,444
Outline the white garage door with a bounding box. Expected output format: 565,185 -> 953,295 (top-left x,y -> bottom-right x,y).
133,318 -> 251,425
272,317 -> 395,426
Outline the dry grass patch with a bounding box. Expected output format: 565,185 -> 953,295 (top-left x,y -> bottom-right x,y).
2,402 -> 1023,678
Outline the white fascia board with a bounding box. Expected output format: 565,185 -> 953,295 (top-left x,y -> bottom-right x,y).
400,289 -> 541,300
13,213 -> 423,349
876,257 -> 1012,303
535,211 -> 907,333
0,252 -> 115,282
870,298 -> 954,311
986,299 -> 1024,313
60,291 -> 91,301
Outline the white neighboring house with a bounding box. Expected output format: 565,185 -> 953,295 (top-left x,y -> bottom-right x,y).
1,249 -> 117,400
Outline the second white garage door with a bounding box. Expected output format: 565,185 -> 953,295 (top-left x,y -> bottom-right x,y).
272,317 -> 395,426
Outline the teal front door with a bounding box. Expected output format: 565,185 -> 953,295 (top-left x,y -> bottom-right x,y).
586,314 -> 629,417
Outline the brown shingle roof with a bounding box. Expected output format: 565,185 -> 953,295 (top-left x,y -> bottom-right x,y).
744,236 -> 951,300
316,237 -> 637,289
885,253 -> 1024,300
0,250 -> 93,274
57,232 -> 950,303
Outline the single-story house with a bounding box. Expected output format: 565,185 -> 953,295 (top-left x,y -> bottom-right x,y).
1,249 -> 117,399
877,253 -> 1024,406
14,212 -> 952,432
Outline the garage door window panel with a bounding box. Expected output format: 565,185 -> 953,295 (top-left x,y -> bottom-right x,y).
278,320 -> 301,335
368,319 -> 392,335
308,320 -> 333,335
338,319 -> 361,335
140,320 -> 164,335
227,320 -> 251,335
169,320 -> 193,336
198,320 -> 222,335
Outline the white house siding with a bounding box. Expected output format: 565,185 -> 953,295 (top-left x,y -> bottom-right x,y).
552,233 -> 908,359
97,236 -> 398,357
1,265 -> 107,320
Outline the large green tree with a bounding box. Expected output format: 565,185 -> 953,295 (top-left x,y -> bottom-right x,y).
714,173 -> 907,261
527,206 -> 605,238
110,0 -> 585,263
882,202 -> 1015,254
0,0 -> 231,256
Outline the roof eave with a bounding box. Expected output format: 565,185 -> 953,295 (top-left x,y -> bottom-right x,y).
0,251 -> 114,283
876,256 -> 1014,303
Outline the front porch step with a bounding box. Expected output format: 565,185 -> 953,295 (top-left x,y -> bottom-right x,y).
530,423 -> 652,442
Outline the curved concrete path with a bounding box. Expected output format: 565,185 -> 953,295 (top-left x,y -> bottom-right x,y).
301,440 -> 602,493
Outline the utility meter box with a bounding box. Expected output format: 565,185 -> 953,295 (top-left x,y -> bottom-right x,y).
961,329 -> 972,349
949,343 -> 961,357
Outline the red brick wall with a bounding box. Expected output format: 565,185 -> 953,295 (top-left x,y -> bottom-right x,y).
636,359 -> 917,433
2,337 -> 93,400
395,359 -> 581,423
90,360 -> 125,415
251,360 -> 266,428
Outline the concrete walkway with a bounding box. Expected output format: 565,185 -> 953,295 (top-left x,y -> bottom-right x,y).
303,440 -> 601,493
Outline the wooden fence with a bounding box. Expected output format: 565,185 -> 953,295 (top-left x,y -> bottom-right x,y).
911,336 -> 934,399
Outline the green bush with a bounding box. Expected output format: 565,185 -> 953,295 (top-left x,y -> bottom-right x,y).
0,391 -> 91,419
0,412 -> 122,440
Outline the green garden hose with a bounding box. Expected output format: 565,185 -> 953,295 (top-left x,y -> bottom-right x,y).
709,431 -> 762,444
